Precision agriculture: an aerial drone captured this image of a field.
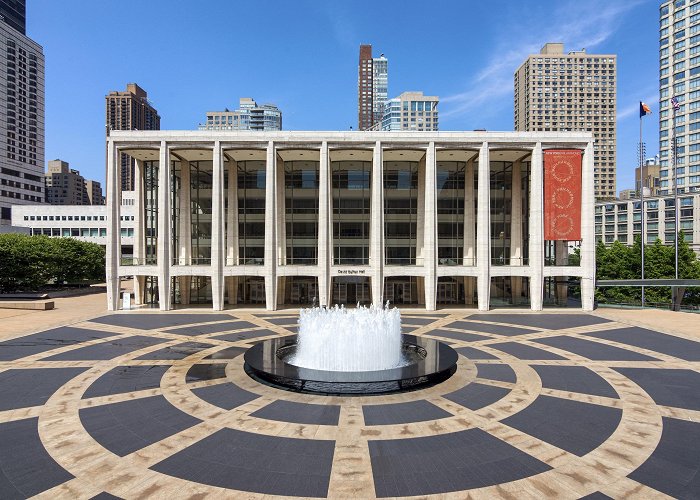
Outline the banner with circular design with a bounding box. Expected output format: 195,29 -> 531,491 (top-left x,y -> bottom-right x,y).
544,149 -> 582,241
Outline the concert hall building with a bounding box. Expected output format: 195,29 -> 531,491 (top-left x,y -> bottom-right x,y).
105,131 -> 595,312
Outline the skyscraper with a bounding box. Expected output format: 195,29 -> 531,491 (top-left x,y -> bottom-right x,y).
105,83 -> 160,191
0,0 -> 44,226
658,2 -> 700,194
357,45 -> 389,131
199,97 -> 282,131
515,43 -> 617,200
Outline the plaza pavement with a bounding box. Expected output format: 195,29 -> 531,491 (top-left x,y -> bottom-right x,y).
0,293 -> 698,498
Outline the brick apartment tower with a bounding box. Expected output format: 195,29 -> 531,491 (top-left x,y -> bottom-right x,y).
358,44 -> 374,131
105,83 -> 160,191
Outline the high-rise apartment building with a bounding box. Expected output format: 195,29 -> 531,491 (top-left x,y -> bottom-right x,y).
0,0 -> 24,34
515,43 -> 617,199
658,1 -> 700,195
0,1 -> 44,225
199,98 -> 282,131
381,92 -> 439,131
44,159 -> 102,205
358,45 -> 389,130
636,157 -> 661,197
105,83 -> 160,191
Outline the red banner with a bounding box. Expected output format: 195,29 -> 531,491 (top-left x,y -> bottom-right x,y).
544,149 -> 582,241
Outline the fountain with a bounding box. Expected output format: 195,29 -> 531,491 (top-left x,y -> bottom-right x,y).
244,304 -> 458,395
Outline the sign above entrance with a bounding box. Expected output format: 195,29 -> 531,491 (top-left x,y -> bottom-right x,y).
336,269 -> 367,275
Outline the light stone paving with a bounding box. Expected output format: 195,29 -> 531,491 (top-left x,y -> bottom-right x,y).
0,295 -> 698,498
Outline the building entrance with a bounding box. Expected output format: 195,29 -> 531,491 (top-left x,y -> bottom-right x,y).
332,276 -> 371,306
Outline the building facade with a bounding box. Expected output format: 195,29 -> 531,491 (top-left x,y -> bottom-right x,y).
636,158 -> 661,197
199,98 -> 282,131
595,193 -> 700,256
105,83 -> 160,191
373,54 -> 388,126
358,45 -> 389,131
0,0 -> 25,35
382,92 -> 439,132
658,1 -> 700,195
515,43 -> 617,200
105,130 -> 595,312
0,15 -> 44,225
44,159 -> 102,205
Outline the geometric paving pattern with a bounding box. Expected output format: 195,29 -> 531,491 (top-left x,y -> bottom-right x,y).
0,309 -> 699,498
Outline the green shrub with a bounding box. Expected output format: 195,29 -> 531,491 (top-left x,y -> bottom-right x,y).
0,234 -> 105,292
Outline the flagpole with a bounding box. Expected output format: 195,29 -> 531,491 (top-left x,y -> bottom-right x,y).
673,97 -> 680,311
639,106 -> 645,308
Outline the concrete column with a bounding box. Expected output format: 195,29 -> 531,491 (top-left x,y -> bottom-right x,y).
463,159 -> 476,266
318,141 -> 331,307
580,141 -> 596,311
133,159 -> 145,305
178,160 -> 191,266
370,141 -> 384,306
464,276 -> 475,305
264,141 -> 277,310
226,276 -> 239,305
510,160 -> 523,305
476,142 -> 490,311
211,141 -> 225,310
106,139 -> 120,311
157,141 -> 172,310
424,142 -> 437,310
416,155 -> 426,263
226,159 -> 239,266
556,241 -> 568,304
529,143 -> 544,311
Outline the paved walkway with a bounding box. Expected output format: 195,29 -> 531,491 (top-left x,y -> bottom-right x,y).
0,296 -> 698,498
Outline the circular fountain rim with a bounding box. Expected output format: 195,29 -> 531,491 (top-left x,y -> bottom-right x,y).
243,334 -> 458,395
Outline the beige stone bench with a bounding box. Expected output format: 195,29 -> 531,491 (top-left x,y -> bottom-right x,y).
0,300 -> 55,310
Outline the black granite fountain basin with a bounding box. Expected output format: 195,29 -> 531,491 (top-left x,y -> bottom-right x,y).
243,334 -> 458,395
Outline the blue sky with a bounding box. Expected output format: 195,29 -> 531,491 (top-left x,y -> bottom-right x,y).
30,0 -> 659,191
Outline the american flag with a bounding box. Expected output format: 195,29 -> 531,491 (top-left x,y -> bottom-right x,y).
671,96 -> 680,111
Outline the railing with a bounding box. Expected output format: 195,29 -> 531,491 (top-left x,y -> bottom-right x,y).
225,257 -> 264,266
172,257 -> 211,265
491,257 -> 529,266
120,257 -> 157,266
438,257 -> 477,266
279,258 -> 318,266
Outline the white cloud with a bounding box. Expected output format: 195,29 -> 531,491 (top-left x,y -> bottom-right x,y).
441,0 -> 644,120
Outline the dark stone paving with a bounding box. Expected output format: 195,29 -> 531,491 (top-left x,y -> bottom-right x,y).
185,363 -> 228,383
363,400 -> 451,425
502,395 -> 622,456
446,320 -> 536,336
0,418 -> 74,499
135,341 -> 214,360
535,336 -> 658,361
615,368 -> 700,411
91,313 -> 233,330
204,346 -> 247,360
400,317 -> 438,326
454,346 -> 499,360
211,329 -> 277,342
82,365 -> 170,399
443,382 -> 510,410
80,395 -> 201,456
251,400 -> 340,425
468,313 -> 611,330
164,320 -> 258,336
0,327 -> 116,361
476,363 -> 517,383
427,329 -> 491,342
532,365 -> 618,399
489,341 -> 567,360
368,428 -> 551,496
42,335 -> 168,361
191,383 -> 259,410
580,493 -> 614,500
629,417 -> 700,499
584,326 -> 700,361
263,317 -> 298,326
151,428 -> 335,497
0,367 -> 87,411
89,493 -> 123,500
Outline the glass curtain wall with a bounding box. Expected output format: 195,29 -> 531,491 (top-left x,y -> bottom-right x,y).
490,161 -> 512,265
238,160 -> 266,265
284,160 -> 319,265
144,160 -> 158,265
384,161 -> 418,265
190,161 -> 213,265
332,160 -> 371,265
437,161 -> 465,265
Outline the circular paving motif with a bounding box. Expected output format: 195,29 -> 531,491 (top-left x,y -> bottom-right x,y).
0,310 -> 699,498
